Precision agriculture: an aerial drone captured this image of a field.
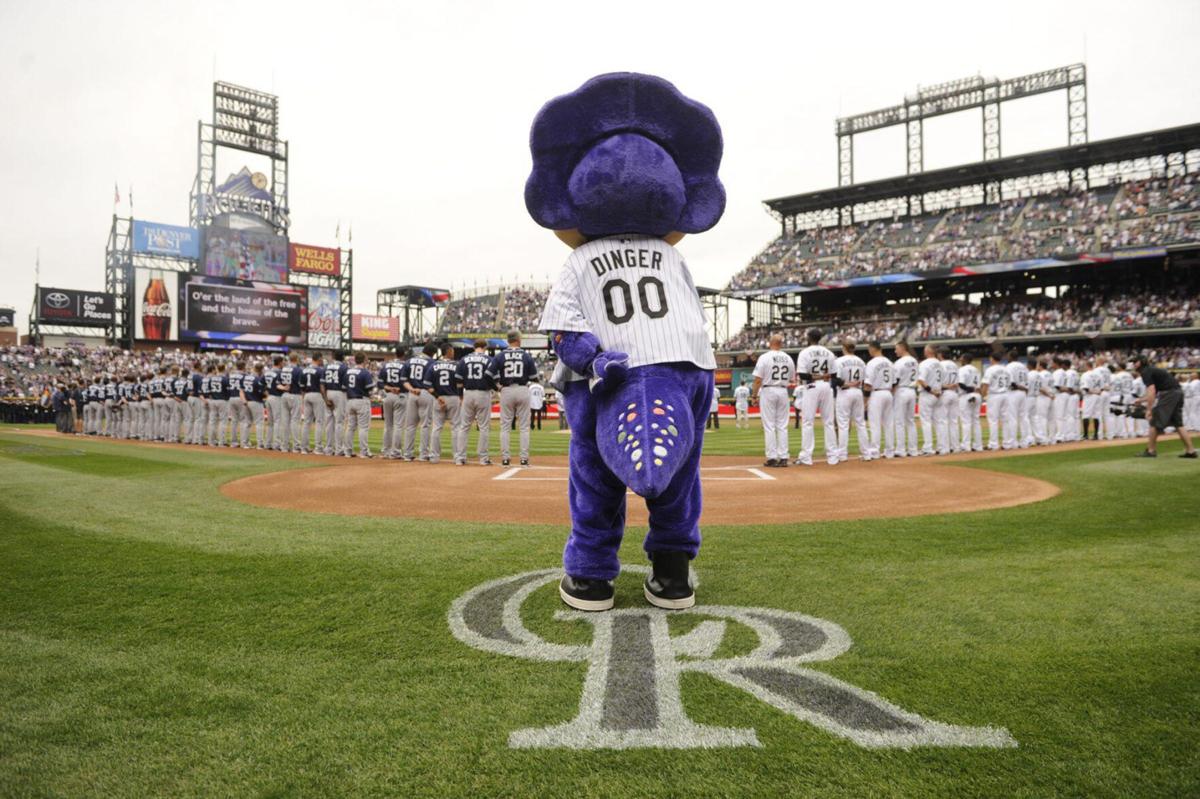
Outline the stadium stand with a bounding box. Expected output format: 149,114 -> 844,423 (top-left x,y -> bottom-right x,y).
437,285 -> 550,334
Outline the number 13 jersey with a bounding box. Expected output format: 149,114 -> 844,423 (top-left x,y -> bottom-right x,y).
539,235 -> 716,387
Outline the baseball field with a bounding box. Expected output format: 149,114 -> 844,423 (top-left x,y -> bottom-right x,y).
1,422 -> 1197,797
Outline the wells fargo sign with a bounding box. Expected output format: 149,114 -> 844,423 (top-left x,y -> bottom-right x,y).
288,243 -> 341,276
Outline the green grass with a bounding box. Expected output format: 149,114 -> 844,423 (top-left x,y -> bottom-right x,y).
1,425 -> 1197,797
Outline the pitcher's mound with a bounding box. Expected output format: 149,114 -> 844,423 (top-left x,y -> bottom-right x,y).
221,455 -> 1058,526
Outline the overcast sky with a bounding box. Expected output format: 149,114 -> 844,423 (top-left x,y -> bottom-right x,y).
1,0 -> 1198,334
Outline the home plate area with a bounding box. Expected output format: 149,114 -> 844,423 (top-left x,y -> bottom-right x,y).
221,454 -> 1057,526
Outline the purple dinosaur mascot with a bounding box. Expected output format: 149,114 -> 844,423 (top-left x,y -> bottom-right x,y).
528,73 -> 724,612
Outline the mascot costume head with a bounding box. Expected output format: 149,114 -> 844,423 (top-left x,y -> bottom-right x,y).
527,73 -> 724,612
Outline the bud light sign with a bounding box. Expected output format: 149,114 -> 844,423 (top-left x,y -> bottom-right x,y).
132,221 -> 200,259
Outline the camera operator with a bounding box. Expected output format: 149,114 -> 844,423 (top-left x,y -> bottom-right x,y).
1131,354 -> 1197,459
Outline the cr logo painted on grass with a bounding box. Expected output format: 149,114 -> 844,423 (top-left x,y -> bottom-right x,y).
448,567 -> 1016,750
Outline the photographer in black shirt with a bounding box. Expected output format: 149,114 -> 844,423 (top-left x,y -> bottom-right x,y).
1132,354 -> 1197,459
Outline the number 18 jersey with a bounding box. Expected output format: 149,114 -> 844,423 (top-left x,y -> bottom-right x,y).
539,235 -> 716,386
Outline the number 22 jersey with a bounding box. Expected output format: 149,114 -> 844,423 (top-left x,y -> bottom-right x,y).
539,235 -> 716,387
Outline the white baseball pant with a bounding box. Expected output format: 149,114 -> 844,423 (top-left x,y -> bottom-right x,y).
758,386 -> 790,462
866,389 -> 894,458
798,381 -> 838,465
835,387 -> 868,460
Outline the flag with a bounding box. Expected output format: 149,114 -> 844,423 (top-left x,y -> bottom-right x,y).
129,184 -> 133,212
113,182 -> 120,207
335,220 -> 341,242
348,224 -> 353,244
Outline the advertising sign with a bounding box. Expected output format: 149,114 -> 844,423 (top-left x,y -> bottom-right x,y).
180,276 -> 306,345
351,313 -> 400,342
288,243 -> 341,277
135,269 -> 179,341
36,288 -> 114,327
132,221 -> 201,259
307,287 -> 341,348
0,308 -> 14,327
203,226 -> 289,283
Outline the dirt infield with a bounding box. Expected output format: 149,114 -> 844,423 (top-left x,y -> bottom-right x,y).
220,454 -> 1061,526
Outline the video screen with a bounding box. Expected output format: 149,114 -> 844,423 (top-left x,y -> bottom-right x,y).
179,276 -> 306,345
203,226 -> 289,283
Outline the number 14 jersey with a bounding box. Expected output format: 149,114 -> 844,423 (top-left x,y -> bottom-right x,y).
539,235 -> 716,388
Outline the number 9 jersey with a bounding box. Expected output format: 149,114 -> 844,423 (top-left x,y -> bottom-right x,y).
538,235 -> 716,387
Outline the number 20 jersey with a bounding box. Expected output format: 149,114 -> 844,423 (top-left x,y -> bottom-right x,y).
539,235 -> 716,387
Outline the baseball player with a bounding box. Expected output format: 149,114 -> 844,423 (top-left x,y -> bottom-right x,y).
1109,363 -> 1134,440
892,340 -> 919,457
1005,351 -> 1031,448
428,344 -> 464,464
530,380 -> 546,430
1094,356 -> 1114,440
793,382 -> 803,429
263,356 -> 284,450
750,333 -> 794,467
956,352 -> 983,452
1079,359 -> 1100,440
379,346 -> 410,459
707,383 -> 720,430
84,376 -> 101,434
321,351 -> 350,456
1130,369 -> 1148,437
1186,372 -> 1200,432
937,348 -> 960,455
114,375 -> 132,439
207,364 -> 231,446
916,344 -> 944,456
1049,357 -> 1067,444
343,352 -> 375,458
170,367 -> 192,443
455,339 -> 495,465
103,375 -> 118,437
833,338 -> 869,461
980,353 -> 1012,450
733,378 -> 751,429
1063,357 -> 1082,441
226,361 -> 248,448
402,344 -> 436,461
244,363 -> 267,448
299,353 -> 326,454
795,327 -> 839,466
863,341 -> 894,459
188,362 -> 206,445
285,352 -> 304,452
138,372 -> 153,441
487,331 -> 538,467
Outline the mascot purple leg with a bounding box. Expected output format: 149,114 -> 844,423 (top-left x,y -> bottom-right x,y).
562,364 -> 713,581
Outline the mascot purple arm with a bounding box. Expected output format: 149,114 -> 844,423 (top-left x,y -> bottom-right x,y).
527,73 -> 724,612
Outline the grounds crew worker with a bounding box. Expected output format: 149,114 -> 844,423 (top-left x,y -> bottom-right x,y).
1132,354 -> 1197,459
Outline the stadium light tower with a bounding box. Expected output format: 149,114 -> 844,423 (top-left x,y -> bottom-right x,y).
835,64 -> 1087,189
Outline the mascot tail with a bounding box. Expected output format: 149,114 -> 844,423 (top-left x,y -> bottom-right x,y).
595,375 -> 698,500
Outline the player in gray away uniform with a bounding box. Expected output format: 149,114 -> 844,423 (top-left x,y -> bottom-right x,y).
487,331 -> 539,467
188,363 -> 206,444
226,362 -> 248,448
322,351 -> 349,456
284,353 -> 303,452
343,352 -> 375,458
402,344 -> 437,461
243,363 -> 267,448
428,344 -> 464,464
378,346 -> 410,459
263,357 -> 285,450
138,373 -> 154,440
456,339 -> 495,465
299,354 -> 326,455
170,367 -> 192,443
207,365 -> 231,446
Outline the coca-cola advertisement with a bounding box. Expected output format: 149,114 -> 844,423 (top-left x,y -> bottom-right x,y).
307,286 -> 341,348
135,269 -> 178,340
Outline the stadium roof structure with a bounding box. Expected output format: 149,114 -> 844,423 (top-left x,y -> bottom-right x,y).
763,122 -> 1200,220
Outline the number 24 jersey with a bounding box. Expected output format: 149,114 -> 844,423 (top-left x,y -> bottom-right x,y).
539,235 -> 716,384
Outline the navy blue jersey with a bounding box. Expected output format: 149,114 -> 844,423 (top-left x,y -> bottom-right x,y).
105,382 -> 118,400
263,368 -> 282,396
211,374 -> 230,400
378,359 -> 408,389
247,375 -> 266,402
299,364 -> 324,393
288,365 -> 303,394
172,377 -> 190,399
345,367 -> 375,399
456,352 -> 493,391
191,372 -> 204,396
487,348 -> 538,386
135,383 -> 147,400
322,361 -> 348,391
147,377 -> 161,397
228,372 -> 246,398
429,359 -> 462,396
405,356 -> 432,390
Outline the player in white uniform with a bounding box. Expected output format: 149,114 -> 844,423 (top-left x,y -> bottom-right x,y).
956,352 -> 983,452
980,355 -> 1011,450
1186,372 -> 1200,432
892,340 -> 919,457
1049,357 -> 1068,443
916,345 -> 944,456
937,351 -> 960,455
1109,365 -> 1134,439
1005,351 -> 1032,449
750,335 -> 795,467
1063,359 -> 1082,441
733,379 -> 751,429
792,383 -> 804,429
833,338 -> 869,461
1079,360 -> 1100,440
794,328 -> 839,466
1030,358 -> 1053,445
863,341 -> 895,459
1094,358 -> 1114,440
